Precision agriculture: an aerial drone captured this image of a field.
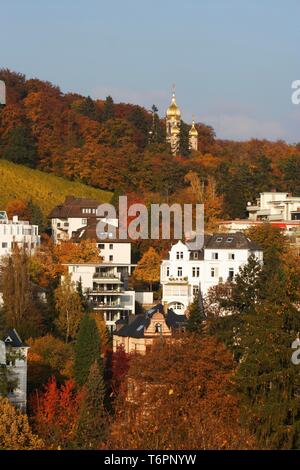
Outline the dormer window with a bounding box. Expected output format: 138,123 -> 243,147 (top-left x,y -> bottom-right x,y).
226,237 -> 233,243
176,251 -> 183,259
216,237 -> 223,242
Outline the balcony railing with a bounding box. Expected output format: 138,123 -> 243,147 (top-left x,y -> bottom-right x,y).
93,273 -> 120,279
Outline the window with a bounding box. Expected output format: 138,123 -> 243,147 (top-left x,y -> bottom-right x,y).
192,267 -> 200,277
212,252 -> 218,260
166,266 -> 170,276
109,255 -> 113,262
193,286 -> 199,295
211,267 -> 215,278
226,237 -> 233,243
177,267 -> 182,277
176,251 -> 183,259
173,303 -> 183,310
82,219 -> 87,225
109,244 -> 113,249
2,242 -> 7,248
57,222 -> 61,228
228,268 -> 234,280
193,252 -> 198,259
98,243 -> 105,249
228,253 -> 235,260
216,237 -> 223,243
155,323 -> 162,334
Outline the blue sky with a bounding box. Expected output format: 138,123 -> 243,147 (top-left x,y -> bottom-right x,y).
1,0 -> 300,142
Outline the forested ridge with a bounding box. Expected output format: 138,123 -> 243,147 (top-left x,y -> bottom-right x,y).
1,69 -> 300,220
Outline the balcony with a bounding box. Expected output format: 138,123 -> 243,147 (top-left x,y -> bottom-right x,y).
93,272 -> 120,280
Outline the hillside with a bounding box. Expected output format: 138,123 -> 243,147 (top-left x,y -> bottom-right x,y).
0,69 -> 300,220
0,160 -> 112,217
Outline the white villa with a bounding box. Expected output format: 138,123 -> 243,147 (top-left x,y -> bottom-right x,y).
160,233 -> 263,315
0,211 -> 40,262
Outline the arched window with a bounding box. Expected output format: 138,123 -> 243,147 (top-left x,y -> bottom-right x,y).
155,323 -> 162,334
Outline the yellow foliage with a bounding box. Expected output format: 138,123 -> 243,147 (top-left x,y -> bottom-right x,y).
0,398 -> 44,450
0,159 -> 112,217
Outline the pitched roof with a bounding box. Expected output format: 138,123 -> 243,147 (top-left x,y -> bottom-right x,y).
114,303 -> 187,338
204,232 -> 262,251
48,196 -> 100,219
2,329 -> 28,348
71,220 -> 130,243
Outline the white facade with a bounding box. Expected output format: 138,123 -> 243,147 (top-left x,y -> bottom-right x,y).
67,263 -> 135,331
0,330 -> 29,412
160,235 -> 263,315
96,240 -> 131,264
0,212 -> 40,262
247,192 -> 300,222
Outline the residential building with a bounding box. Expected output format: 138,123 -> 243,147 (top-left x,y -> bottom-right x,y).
247,191 -> 300,222
0,211 -> 40,262
71,221 -> 131,264
113,304 -> 187,354
0,329 -> 29,411
66,262 -> 135,332
160,233 -> 263,314
219,192 -> 300,238
48,195 -> 118,244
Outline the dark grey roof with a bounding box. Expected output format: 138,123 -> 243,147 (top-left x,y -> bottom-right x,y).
204,232 -> 262,251
71,221 -> 130,243
114,303 -> 187,339
2,329 -> 28,348
48,196 -> 100,219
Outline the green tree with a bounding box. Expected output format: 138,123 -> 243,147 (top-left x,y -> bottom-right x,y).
2,125 -> 38,167
179,120 -> 190,157
236,300 -> 300,449
76,361 -> 107,449
73,314 -> 101,386
186,293 -> 205,334
230,254 -> 263,314
102,96 -> 114,121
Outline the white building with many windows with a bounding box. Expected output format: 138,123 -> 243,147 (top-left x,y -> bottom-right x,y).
66,263 -> 135,331
0,211 -> 40,262
160,233 -> 263,315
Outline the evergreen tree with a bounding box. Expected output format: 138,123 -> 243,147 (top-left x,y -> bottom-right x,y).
230,254 -> 262,314
2,125 -> 38,167
179,120 -> 190,157
186,293 -> 205,334
73,314 -> 101,386
236,300 -> 300,449
102,96 -> 114,121
76,361 -> 107,449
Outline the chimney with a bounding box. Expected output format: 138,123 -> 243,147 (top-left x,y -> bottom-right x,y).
12,215 -> 18,223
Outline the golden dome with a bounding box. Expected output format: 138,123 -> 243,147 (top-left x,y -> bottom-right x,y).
189,120 -> 198,136
172,124 -> 180,135
166,92 -> 181,119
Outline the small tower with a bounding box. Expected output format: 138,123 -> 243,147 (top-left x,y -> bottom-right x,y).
166,86 -> 181,155
189,119 -> 198,151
